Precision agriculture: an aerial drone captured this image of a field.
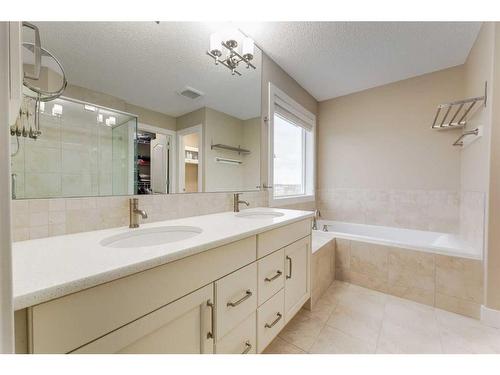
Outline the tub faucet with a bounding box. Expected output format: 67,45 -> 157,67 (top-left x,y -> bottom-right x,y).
322,224 -> 329,232
233,193 -> 250,212
312,209 -> 321,230
129,198 -> 148,228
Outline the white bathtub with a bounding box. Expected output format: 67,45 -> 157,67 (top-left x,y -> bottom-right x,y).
313,220 -> 481,260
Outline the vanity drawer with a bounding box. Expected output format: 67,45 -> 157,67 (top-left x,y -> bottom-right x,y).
257,249 -> 284,306
215,312 -> 256,354
215,262 -> 257,339
30,236 -> 256,354
257,288 -> 285,353
257,219 -> 311,258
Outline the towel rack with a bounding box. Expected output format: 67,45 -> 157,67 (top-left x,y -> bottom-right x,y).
452,127 -> 481,147
215,157 -> 243,165
431,82 -> 487,130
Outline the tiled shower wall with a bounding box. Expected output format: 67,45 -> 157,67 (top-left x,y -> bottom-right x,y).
11,191 -> 268,241
317,188 -> 485,249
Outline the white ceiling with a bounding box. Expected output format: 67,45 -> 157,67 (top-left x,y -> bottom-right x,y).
31,22 -> 262,120
31,22 -> 482,116
240,22 -> 482,101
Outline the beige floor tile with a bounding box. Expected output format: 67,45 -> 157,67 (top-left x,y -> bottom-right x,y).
309,325 -> 375,354
435,309 -> 500,354
383,295 -> 439,336
278,309 -> 326,352
376,320 -> 442,354
326,290 -> 385,345
303,297 -> 337,323
263,337 -> 306,354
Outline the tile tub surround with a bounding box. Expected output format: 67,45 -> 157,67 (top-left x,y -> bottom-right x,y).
308,235 -> 336,309
11,191 -> 268,241
317,188 -> 461,233
334,238 -> 484,318
317,188 -> 486,253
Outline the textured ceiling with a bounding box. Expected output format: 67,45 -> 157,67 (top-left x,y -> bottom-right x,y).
240,22 -> 482,101
31,22 -> 482,116
31,22 -> 262,120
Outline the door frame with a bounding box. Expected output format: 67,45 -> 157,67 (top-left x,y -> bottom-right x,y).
177,124 -> 203,193
137,123 -> 177,194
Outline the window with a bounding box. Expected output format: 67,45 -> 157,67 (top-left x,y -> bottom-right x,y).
269,84 -> 315,206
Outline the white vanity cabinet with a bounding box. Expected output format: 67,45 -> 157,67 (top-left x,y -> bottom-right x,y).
73,285 -> 214,354
284,236 -> 310,322
20,218 -> 312,354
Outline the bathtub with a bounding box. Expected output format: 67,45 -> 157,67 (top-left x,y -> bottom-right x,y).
313,220 -> 481,260
309,220 -> 484,318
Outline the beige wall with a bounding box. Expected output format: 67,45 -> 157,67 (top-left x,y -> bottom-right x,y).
462,23 -> 494,193
260,53 -> 318,210
486,23 -> 500,310
64,84 -> 177,131
175,107 -> 205,131
318,66 -> 464,192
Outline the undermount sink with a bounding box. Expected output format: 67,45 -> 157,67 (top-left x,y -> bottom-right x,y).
236,211 -> 285,219
101,226 -> 203,248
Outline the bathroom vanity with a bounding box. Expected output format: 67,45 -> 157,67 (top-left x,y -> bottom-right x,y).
12,208 -> 313,354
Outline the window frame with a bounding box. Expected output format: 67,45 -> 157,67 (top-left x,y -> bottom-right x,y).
268,83 -> 316,207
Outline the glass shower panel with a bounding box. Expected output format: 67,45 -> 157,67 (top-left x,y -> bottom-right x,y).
10,96 -> 138,199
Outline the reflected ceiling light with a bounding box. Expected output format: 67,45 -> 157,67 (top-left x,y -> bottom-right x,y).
97,114 -> 103,123
39,102 -> 45,113
52,104 -> 63,117
105,116 -> 116,126
84,104 -> 96,112
207,30 -> 256,76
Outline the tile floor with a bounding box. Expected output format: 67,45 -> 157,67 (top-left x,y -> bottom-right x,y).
264,281 -> 500,354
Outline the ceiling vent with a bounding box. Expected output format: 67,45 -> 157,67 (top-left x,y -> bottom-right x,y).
178,86 -> 204,100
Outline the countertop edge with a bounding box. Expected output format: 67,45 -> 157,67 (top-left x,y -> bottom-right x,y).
14,211 -> 314,310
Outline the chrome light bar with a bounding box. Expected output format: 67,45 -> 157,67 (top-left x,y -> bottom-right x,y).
207,37 -> 256,76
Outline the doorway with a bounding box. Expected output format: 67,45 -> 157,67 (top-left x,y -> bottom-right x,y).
137,124 -> 176,194
177,125 -> 203,193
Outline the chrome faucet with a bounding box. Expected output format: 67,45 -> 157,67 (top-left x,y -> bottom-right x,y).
312,209 -> 321,230
233,193 -> 250,213
129,198 -> 148,228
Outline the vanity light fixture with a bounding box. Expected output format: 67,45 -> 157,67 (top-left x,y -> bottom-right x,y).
207,31 -> 256,76
84,104 -> 96,112
52,103 -> 63,117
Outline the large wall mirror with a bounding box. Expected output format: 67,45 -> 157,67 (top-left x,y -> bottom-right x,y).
11,22 -> 262,199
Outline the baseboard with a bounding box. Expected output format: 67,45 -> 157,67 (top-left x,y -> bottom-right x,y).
481,305 -> 500,328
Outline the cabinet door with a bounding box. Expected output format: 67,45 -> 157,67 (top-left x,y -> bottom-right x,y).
284,236 -> 310,322
73,284 -> 214,354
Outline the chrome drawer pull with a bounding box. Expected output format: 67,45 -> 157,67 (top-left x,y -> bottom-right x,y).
286,256 -> 292,279
227,290 -> 252,307
206,299 -> 215,339
265,270 -> 282,282
241,340 -> 252,354
265,312 -> 282,328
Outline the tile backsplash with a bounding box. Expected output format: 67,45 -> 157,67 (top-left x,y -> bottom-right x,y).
317,188 -> 461,233
12,191 -> 269,241
317,188 -> 486,252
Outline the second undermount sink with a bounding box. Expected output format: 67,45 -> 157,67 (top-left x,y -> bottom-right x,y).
236,211 -> 285,219
100,226 -> 203,248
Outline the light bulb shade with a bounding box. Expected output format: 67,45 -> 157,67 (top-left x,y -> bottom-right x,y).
209,32 -> 222,56
242,37 -> 254,60
52,104 -> 63,116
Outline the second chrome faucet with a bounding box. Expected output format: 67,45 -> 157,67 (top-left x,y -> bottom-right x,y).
129,198 -> 148,228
